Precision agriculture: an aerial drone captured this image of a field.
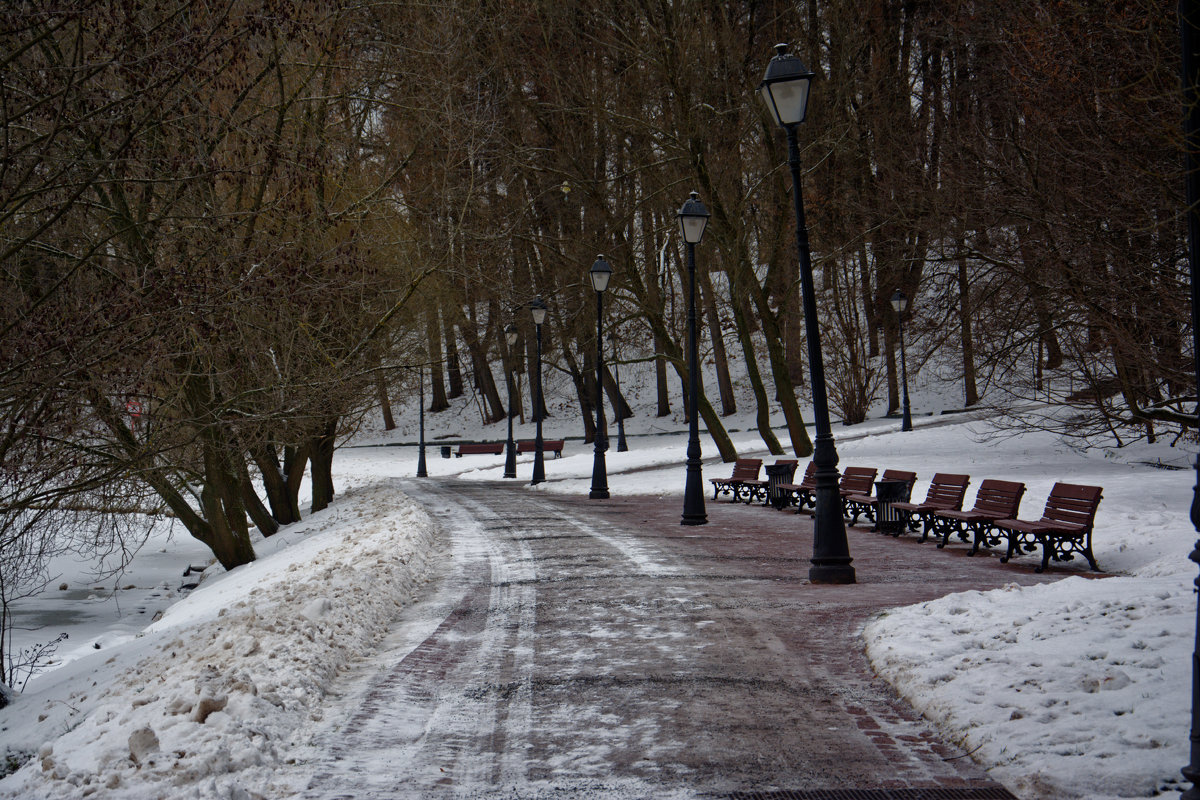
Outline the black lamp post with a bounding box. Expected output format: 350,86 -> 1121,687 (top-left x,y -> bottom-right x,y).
530,297 -> 547,486
1180,2 -> 1200,796
679,191 -> 710,526
589,256 -> 612,500
891,289 -> 913,432
416,362 -> 428,478
610,332 -> 628,452
759,43 -> 854,583
504,323 -> 519,479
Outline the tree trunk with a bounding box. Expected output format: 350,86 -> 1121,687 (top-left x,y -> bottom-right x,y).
602,364 -> 632,421
745,264 -> 813,458
861,248 -> 879,360
426,310 -> 450,412
200,437 -> 257,569
376,375 -> 395,430
309,422 -> 336,513
957,244 -> 979,406
697,390 -> 737,462
654,331 -> 671,417
526,327 -> 549,423
460,320 -> 505,423
251,443 -> 296,525
283,444 -> 307,522
883,313 -> 899,416
442,310 -> 463,399
1035,305 -> 1063,370
699,265 -> 736,415
239,456 -> 279,537
729,283 -> 783,455
568,334 -> 596,443
640,221 -> 672,418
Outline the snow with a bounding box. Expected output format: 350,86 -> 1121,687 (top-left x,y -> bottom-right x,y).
0,360 -> 1196,798
0,481 -> 441,799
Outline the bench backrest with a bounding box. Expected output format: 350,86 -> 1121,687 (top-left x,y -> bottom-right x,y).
517,439 -> 564,452
968,479 -> 1026,517
796,461 -> 817,489
922,473 -> 971,511
728,458 -> 763,481
458,442 -> 503,454
839,466 -> 878,494
1040,483 -> 1103,529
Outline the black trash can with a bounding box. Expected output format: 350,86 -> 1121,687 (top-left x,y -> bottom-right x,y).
874,480 -> 909,534
765,463 -> 799,510
440,445 -> 452,459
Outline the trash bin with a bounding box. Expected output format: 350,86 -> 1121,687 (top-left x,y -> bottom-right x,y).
874,480 -> 910,534
765,463 -> 799,510
440,445 -> 452,459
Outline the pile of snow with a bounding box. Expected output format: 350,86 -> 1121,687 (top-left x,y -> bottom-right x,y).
0,480 -> 439,799
866,576 -> 1191,800
851,422 -> 1197,800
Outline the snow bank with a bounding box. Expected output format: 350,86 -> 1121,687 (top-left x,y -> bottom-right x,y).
0,480 -> 439,800
865,575 -> 1192,799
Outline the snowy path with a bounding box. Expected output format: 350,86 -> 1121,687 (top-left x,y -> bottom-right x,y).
275,479 -> 1038,799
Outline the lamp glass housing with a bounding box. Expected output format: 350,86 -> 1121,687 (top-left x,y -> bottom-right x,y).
758,44 -> 814,127
505,324 -> 518,347
890,289 -> 908,315
677,191 -> 710,244
590,256 -> 612,293
530,297 -> 547,326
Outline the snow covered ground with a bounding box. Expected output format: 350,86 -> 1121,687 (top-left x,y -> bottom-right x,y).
0,370 -> 1195,798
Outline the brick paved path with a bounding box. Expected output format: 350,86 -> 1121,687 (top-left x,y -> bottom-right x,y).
293,479 -> 1065,800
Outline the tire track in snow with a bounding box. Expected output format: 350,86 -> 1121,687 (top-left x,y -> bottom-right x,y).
292,479 -> 687,799
298,481 -> 541,798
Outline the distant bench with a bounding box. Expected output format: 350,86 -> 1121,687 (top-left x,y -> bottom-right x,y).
454,442 -> 504,457
517,439 -> 565,458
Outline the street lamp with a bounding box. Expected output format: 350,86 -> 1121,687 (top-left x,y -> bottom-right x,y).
416,362 -> 428,478
610,332 -> 628,452
759,43 -> 854,583
504,324 -> 519,479
678,191 -> 709,526
890,289 -> 913,432
589,256 -> 612,500
530,297 -> 548,486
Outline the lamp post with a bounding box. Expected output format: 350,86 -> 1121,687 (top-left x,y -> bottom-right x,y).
589,256 -> 612,500
1180,3 -> 1200,796
530,297 -> 547,486
416,362 -> 428,478
504,324 -> 519,479
610,332 -> 628,452
891,289 -> 913,432
759,43 -> 854,583
678,192 -> 710,526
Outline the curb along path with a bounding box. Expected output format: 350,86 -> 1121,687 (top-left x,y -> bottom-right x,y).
294,480 -> 1059,799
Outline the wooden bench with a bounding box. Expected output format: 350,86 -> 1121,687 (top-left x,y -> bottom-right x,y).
516,439 -> 565,458
843,469 -> 917,528
994,483 -> 1103,573
455,442 -> 504,457
836,467 -> 878,518
781,464 -> 876,515
741,459 -> 798,505
928,479 -> 1026,553
777,461 -> 817,510
709,458 -> 763,502
890,473 -> 971,539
